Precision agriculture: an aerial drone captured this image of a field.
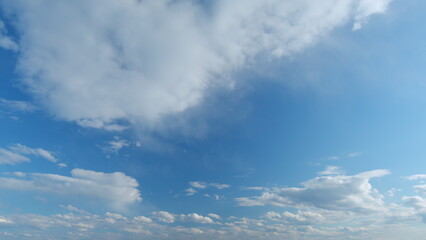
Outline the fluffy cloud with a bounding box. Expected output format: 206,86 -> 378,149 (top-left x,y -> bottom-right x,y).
0,168 -> 141,210
0,0 -> 391,130
179,213 -> 214,224
236,169 -> 390,213
152,211 -> 175,224
0,204 -> 424,240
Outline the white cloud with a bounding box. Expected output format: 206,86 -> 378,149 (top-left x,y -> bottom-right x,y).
207,213 -> 221,220
353,0 -> 392,30
57,163 -> 67,168
0,148 -> 30,165
133,216 -> 153,223
0,206 -> 425,240
152,211 -> 175,223
204,194 -> 225,200
347,152 -> 363,158
0,0 -> 392,130
103,137 -> 130,154
10,144 -> 57,162
185,188 -> 197,196
264,210 -> 324,225
414,185 -> 426,195
189,181 -> 230,190
0,21 -> 18,51
0,98 -> 37,112
0,216 -> 12,224
179,213 -> 214,224
189,181 -> 208,189
406,174 -> 426,181
236,169 -> 390,213
0,168 -> 141,210
318,166 -> 343,176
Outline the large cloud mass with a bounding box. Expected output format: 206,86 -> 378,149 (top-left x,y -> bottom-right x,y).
1,0 -> 391,129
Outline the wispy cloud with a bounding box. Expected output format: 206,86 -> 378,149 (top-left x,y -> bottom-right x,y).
0,21 -> 18,51
0,98 -> 37,113
318,166 -> 343,176
189,181 -> 230,190
0,144 -> 57,165
102,136 -> 130,154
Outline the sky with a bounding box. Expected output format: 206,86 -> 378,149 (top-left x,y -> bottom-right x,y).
2,0 -> 426,239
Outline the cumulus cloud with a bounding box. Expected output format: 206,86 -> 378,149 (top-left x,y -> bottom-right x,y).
0,0 -> 391,130
0,168 -> 141,210
152,211 -> 175,224
236,169 -> 390,213
179,213 -> 214,224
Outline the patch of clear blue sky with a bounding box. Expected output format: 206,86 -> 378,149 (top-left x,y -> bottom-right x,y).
1,0 -> 426,217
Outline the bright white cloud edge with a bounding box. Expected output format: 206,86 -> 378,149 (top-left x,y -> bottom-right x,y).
0,0 -> 392,130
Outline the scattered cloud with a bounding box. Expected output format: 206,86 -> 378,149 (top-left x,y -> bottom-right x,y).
347,152 -> 363,158
406,174 -> 426,181
414,185 -> 426,195
203,194 -> 225,201
0,148 -> 30,165
0,98 -> 37,113
0,168 -> 141,210
57,163 -> 68,168
207,213 -> 221,220
318,166 -> 343,176
10,144 -> 57,162
102,136 -> 130,154
236,169 -> 390,213
189,181 -> 230,190
0,200 -> 423,240
185,188 -> 197,196
323,156 -> 340,161
152,211 -> 175,224
1,0 -> 392,131
178,213 -> 214,224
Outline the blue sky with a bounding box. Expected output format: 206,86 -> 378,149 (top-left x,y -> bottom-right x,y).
1,0 -> 426,239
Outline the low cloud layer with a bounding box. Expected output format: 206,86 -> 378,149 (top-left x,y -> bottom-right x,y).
0,0 -> 391,130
